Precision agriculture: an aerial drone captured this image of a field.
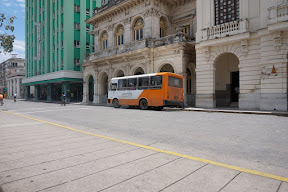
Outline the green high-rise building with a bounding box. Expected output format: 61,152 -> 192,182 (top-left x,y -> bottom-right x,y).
23,0 -> 101,102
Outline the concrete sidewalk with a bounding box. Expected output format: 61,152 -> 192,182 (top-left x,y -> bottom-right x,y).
0,111 -> 287,192
18,99 -> 288,117
184,107 -> 288,117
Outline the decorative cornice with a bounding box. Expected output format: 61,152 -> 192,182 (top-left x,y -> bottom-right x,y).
144,8 -> 160,18
86,0 -> 192,26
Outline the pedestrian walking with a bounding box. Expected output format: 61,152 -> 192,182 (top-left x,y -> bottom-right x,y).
0,93 -> 4,106
13,93 -> 17,102
61,92 -> 66,106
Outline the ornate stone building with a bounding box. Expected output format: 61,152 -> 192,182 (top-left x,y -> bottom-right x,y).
196,0 -> 288,111
83,0 -> 196,105
0,55 -> 25,99
84,0 -> 288,111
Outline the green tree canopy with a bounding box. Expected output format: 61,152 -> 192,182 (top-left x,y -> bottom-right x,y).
0,13 -> 16,53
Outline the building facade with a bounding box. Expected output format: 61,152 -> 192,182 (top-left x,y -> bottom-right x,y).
83,0 -> 197,105
0,55 -> 25,99
196,0 -> 288,111
23,0 -> 100,102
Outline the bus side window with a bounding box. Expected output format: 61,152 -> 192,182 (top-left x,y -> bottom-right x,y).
110,83 -> 117,91
150,76 -> 162,89
118,79 -> 127,90
138,77 -> 149,90
128,78 -> 137,90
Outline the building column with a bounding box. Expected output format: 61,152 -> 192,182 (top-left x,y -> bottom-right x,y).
182,73 -> 188,107
10,80 -> 13,98
9,80 -> 12,98
17,78 -> 20,99
47,83 -> 53,102
13,79 -> 16,96
9,80 -> 11,98
82,81 -> 88,103
93,76 -> 99,104
24,86 -> 30,100
7,80 -> 10,98
62,82 -> 70,103
124,19 -> 131,44
34,85 -> 40,101
196,61 -> 216,108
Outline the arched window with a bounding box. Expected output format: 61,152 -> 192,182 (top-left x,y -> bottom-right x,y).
115,25 -> 124,46
100,31 -> 108,50
133,17 -> 144,41
160,64 -> 174,73
160,17 -> 167,38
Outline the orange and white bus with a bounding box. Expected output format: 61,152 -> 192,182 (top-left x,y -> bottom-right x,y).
108,72 -> 183,109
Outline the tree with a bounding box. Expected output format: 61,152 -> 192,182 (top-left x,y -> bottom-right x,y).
0,13 -> 16,54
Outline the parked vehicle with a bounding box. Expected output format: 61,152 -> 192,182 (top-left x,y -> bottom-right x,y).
108,72 -> 183,110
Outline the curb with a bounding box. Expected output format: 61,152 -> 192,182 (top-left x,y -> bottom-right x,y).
184,108 -> 288,117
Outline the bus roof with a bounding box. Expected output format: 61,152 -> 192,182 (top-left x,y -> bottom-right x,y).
110,72 -> 182,81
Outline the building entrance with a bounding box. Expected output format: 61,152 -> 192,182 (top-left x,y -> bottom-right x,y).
215,53 -> 239,107
100,73 -> 108,103
88,76 -> 94,102
231,71 -> 239,103
70,83 -> 83,102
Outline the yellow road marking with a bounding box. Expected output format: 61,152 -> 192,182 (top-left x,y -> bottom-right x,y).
1,110 -> 288,182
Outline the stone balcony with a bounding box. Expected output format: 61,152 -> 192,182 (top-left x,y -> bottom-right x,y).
268,3 -> 288,24
7,68 -> 25,78
201,18 -> 249,41
84,33 -> 194,63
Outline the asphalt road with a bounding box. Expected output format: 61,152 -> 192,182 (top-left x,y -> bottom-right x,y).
0,100 -> 288,191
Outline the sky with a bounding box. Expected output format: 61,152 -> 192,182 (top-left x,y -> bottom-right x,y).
0,0 -> 25,62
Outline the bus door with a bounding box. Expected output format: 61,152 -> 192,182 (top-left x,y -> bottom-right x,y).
167,76 -> 183,101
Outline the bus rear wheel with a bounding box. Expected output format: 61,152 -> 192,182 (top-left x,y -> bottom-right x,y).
139,99 -> 148,110
113,99 -> 121,108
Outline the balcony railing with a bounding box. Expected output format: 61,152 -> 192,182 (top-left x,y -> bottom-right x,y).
268,3 -> 288,24
201,18 -> 249,40
84,33 -> 194,63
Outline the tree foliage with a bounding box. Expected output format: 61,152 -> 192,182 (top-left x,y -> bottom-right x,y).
0,13 -> 16,54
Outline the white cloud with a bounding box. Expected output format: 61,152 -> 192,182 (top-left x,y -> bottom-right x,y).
13,40 -> 25,52
0,50 -> 25,63
16,0 -> 25,7
4,3 -> 11,7
0,40 -> 25,62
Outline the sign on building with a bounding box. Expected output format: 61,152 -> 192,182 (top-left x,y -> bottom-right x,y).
34,22 -> 41,60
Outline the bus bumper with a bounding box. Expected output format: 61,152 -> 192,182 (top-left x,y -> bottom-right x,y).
163,100 -> 183,107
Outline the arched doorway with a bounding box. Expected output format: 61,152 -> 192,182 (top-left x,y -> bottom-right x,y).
115,70 -> 124,77
134,67 -> 144,75
215,53 -> 239,107
100,73 -> 108,103
187,68 -> 192,95
160,64 -> 174,73
186,66 -> 196,106
88,76 -> 94,102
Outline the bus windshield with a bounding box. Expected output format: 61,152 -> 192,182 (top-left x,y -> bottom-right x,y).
168,76 -> 183,88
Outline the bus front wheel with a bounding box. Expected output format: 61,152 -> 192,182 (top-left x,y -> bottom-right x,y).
139,99 -> 148,110
113,99 -> 121,108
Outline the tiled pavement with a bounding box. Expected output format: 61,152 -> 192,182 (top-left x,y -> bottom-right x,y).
0,112 -> 287,192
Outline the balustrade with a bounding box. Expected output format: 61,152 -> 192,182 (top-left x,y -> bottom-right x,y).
268,3 -> 288,24
84,33 -> 194,63
202,18 -> 249,40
